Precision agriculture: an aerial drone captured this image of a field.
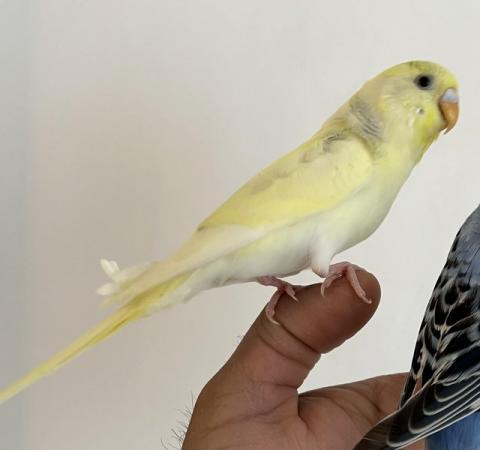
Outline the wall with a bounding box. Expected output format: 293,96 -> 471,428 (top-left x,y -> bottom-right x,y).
0,1 -> 478,449
0,1 -> 32,449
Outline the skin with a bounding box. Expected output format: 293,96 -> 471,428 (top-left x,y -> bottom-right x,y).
182,271 -> 424,450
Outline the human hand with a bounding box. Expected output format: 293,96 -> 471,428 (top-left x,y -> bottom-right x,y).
182,271 -> 423,450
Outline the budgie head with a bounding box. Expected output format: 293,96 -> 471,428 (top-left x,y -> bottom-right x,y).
353,60 -> 459,158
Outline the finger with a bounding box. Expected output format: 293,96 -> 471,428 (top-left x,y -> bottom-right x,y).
201,270 -> 380,422
233,270 -> 381,388
345,374 -> 425,450
309,373 -> 408,435
183,270 -> 381,445
298,373 -> 425,450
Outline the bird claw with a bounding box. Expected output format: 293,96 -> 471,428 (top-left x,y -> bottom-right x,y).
257,276 -> 300,325
318,262 -> 371,304
265,293 -> 281,325
284,284 -> 299,302
320,273 -> 342,297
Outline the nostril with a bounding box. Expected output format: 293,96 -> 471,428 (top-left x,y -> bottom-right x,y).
441,88 -> 459,104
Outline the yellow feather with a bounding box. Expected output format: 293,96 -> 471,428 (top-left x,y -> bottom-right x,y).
199,129 -> 374,229
0,273 -> 189,403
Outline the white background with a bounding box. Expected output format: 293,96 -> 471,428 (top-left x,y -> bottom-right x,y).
0,1 -> 478,449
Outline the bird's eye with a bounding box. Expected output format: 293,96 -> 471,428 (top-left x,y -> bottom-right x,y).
414,74 -> 434,90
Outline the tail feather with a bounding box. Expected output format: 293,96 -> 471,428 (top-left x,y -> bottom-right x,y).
97,259 -> 185,307
97,259 -> 154,302
0,272 -> 190,404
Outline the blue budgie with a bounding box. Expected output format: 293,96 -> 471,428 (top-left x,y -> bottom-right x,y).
355,204 -> 480,449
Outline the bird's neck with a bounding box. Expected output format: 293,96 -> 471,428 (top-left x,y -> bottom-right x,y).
344,92 -> 430,166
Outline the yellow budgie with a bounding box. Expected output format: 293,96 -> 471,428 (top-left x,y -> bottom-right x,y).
0,60 -> 459,404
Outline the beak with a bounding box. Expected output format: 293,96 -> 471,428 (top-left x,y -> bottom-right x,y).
439,88 -> 459,133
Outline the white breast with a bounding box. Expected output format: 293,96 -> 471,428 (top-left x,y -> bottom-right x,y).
205,151 -> 416,286
310,154 -> 416,273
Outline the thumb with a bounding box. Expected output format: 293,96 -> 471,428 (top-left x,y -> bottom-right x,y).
191,270 -> 381,423
230,270 -> 381,390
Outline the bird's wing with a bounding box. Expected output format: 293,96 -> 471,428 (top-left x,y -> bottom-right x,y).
167,130 -> 374,272
356,374 -> 480,450
356,298 -> 480,449
199,131 -> 373,229
399,271 -> 450,407
357,221 -> 480,450
100,131 -> 374,304
400,228 -> 480,407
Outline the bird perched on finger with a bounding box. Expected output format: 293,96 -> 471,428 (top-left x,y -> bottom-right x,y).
355,204 -> 480,450
0,60 -> 459,404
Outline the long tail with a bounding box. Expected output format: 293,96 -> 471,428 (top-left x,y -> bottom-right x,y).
0,271 -> 190,404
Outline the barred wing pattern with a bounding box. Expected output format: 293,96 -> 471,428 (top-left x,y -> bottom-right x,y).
355,205 -> 480,450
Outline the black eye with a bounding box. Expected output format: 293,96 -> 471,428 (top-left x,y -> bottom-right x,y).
414,74 -> 434,90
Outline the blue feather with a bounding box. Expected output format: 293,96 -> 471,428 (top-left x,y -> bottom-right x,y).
355,205 -> 480,450
427,412 -> 480,450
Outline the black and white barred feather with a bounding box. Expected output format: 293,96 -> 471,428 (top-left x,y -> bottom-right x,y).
355,205 -> 480,450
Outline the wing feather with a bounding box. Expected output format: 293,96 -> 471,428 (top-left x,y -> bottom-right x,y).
101,131 -> 374,305
199,132 -> 373,229
356,207 -> 480,450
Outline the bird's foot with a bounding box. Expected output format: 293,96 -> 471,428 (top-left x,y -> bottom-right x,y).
257,276 -> 300,325
317,261 -> 371,304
